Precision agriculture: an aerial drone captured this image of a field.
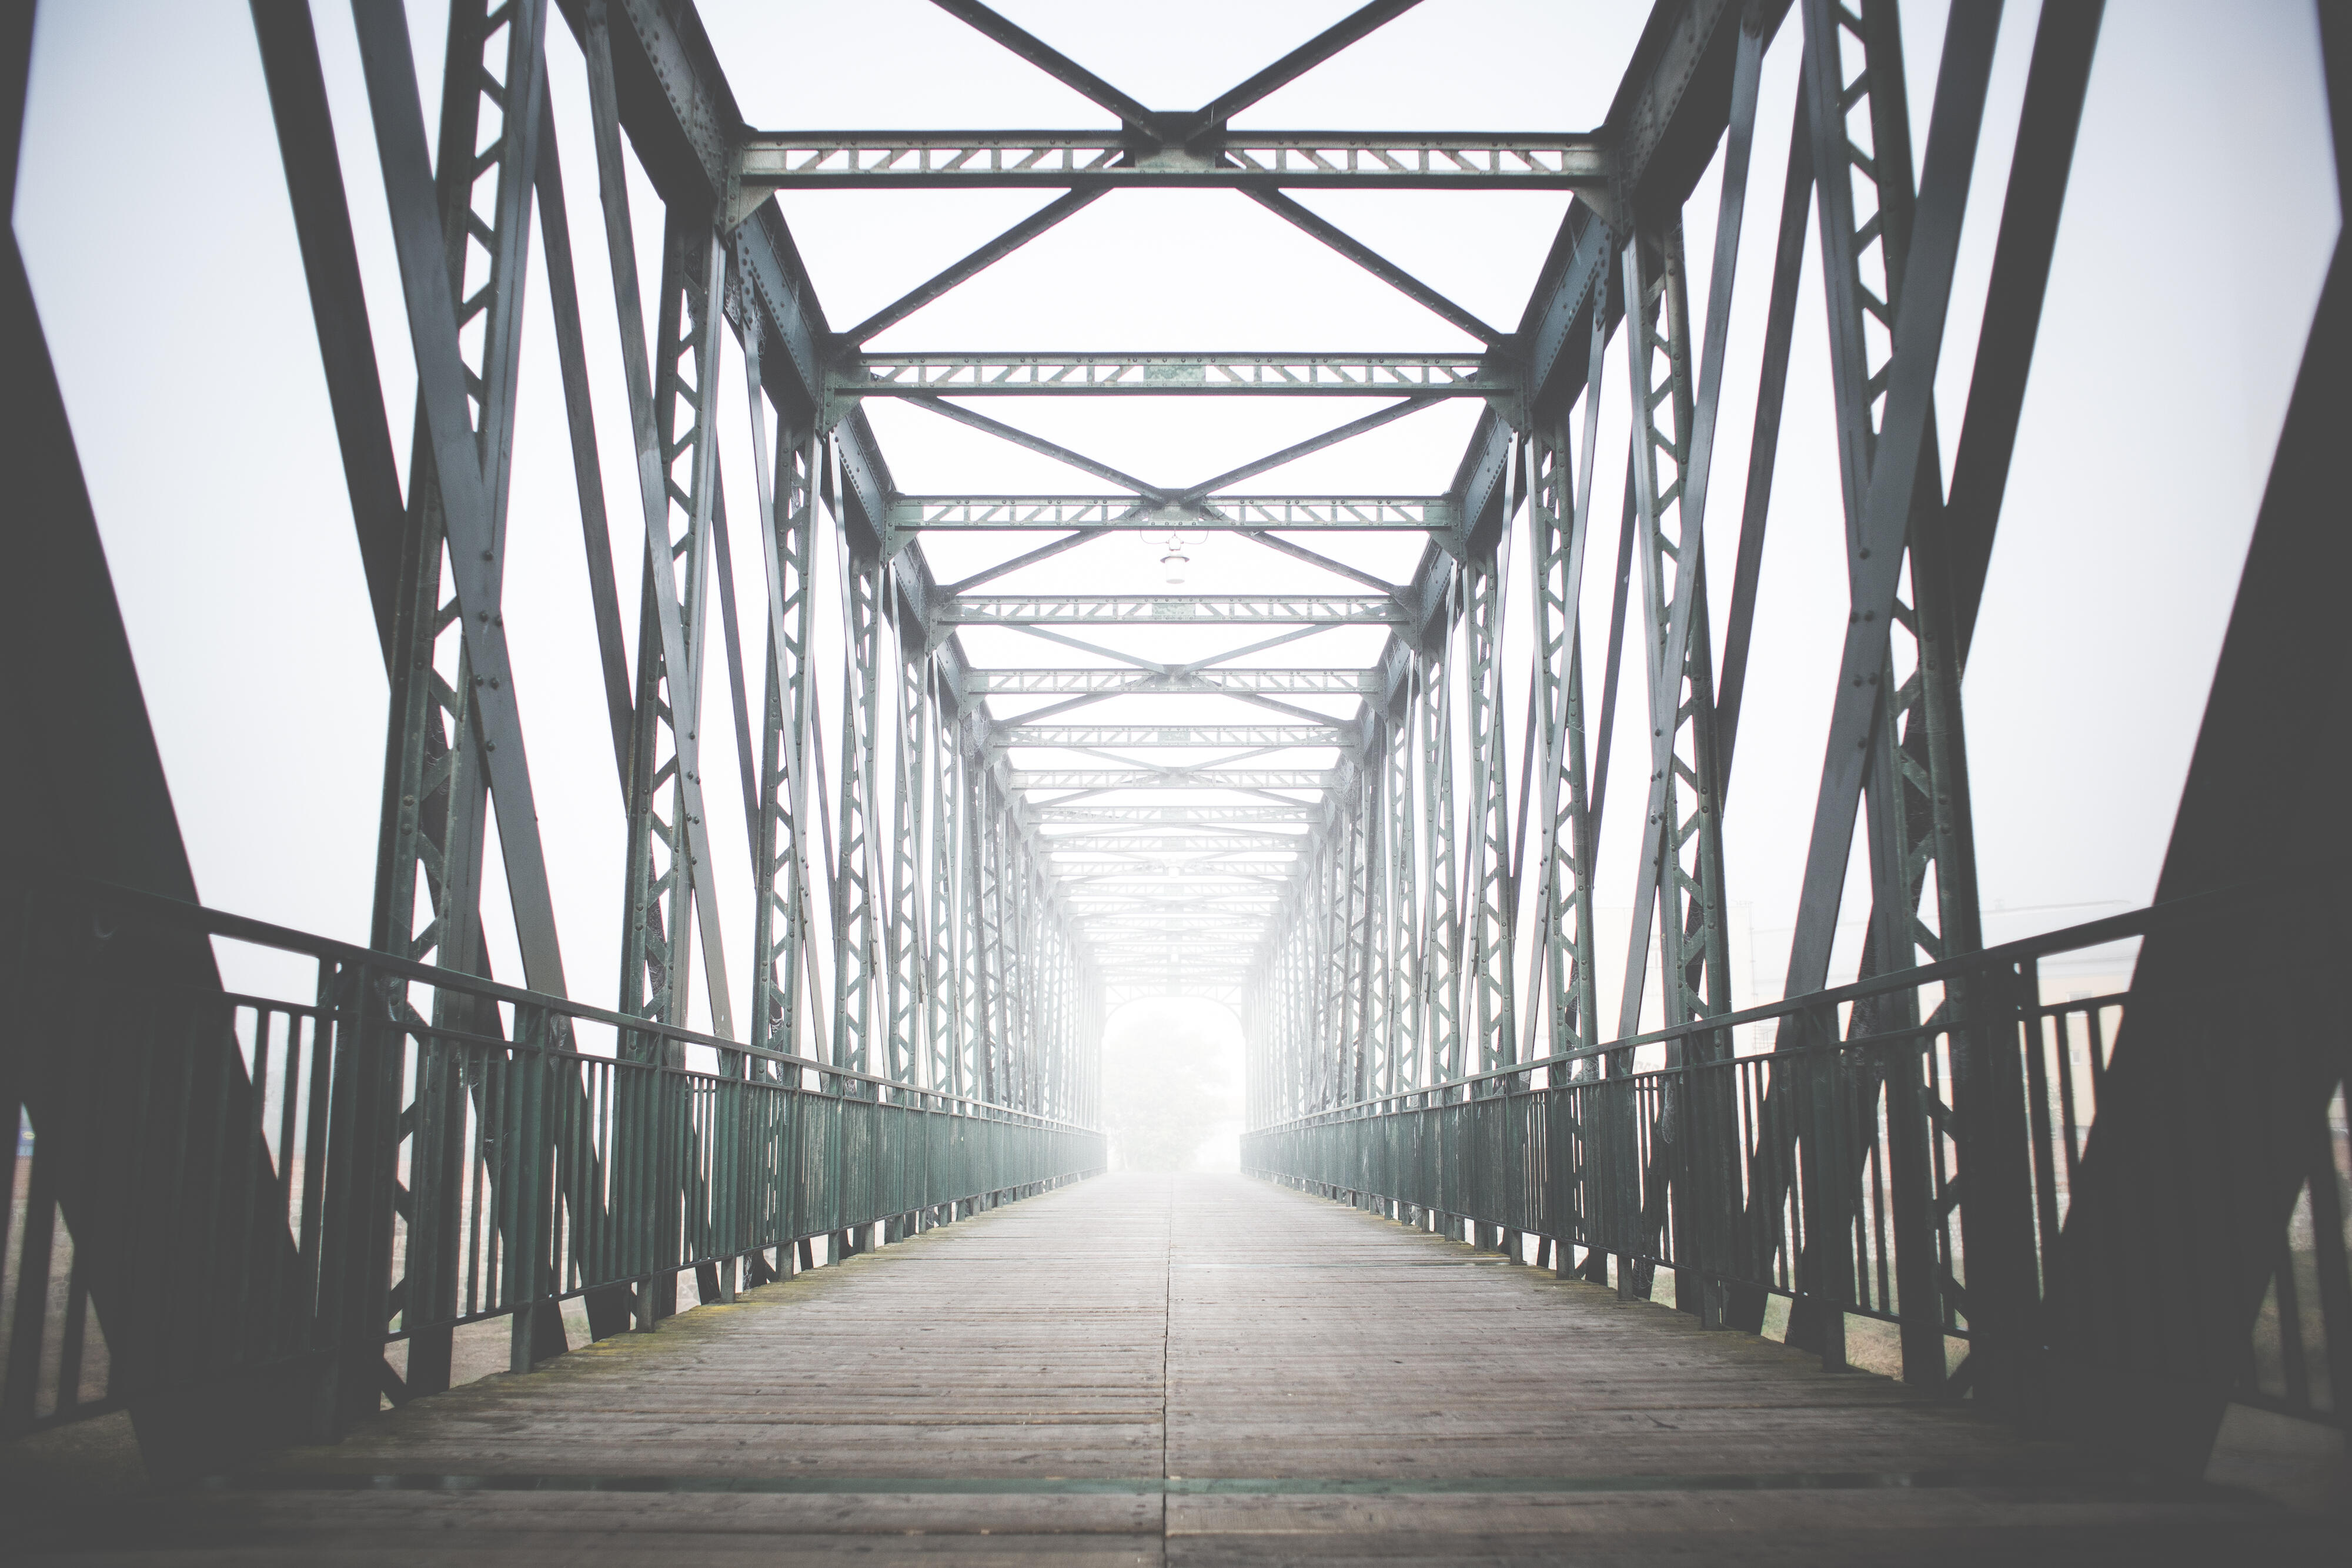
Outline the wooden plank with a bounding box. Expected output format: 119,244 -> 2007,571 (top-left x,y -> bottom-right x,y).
8,1175 -> 2327,1563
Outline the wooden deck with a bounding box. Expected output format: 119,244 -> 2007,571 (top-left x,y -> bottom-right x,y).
14,1173 -> 2334,1563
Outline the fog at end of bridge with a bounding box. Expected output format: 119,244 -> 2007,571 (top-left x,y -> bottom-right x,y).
1101,999 -> 1247,1172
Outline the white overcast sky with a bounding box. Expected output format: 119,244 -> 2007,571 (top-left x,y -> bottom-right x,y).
15,0 -> 2339,1028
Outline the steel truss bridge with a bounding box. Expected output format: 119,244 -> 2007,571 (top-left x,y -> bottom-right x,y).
2,0 -> 2347,1544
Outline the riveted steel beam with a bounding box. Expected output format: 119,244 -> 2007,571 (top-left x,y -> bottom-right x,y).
1063,869 -> 1298,885
1180,1 -> 1424,136
967,667 -> 1380,694
734,130 -> 1607,192
1091,944 -> 1261,958
1014,770 -> 1336,791
566,0 -> 1105,1135
840,189 -> 1106,346
1069,887 -> 1289,901
947,595 -> 1402,626
892,495 -> 1455,531
838,352 -> 1504,398
1080,905 -> 1278,920
354,0 -> 570,999
994,724 -> 1347,750
1035,805 -> 1319,824
926,0 -> 1158,132
1043,835 -> 1307,854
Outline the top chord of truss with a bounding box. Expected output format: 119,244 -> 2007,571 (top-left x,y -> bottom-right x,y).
734,130 -> 1608,190
891,496 -> 1454,531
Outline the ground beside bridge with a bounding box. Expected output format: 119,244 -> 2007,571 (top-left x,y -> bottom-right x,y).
11,1172 -> 2334,1564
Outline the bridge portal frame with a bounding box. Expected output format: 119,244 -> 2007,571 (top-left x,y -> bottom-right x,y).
3,0 -> 2346,1495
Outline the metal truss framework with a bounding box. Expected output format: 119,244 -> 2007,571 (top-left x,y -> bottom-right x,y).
945,595 -> 1404,626
733,130 -> 1608,194
838,352 -> 1503,399
5,0 -> 2347,1491
893,496 -> 1453,532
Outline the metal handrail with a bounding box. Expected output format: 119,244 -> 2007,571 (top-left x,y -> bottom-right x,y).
1249,874 -> 2267,1129
1242,870 -> 2352,1437
1,859 -> 1108,1450
8,856 -> 1093,1134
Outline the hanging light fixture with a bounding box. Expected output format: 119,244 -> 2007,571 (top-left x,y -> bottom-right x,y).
1157,529 -> 1200,585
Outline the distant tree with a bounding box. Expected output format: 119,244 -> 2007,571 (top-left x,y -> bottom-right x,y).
1100,1008 -> 1242,1171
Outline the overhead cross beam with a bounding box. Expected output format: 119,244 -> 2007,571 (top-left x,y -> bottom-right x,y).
1043,835 -> 1307,854
735,131 -> 1608,192
1037,813 -> 1318,831
994,724 -> 1348,749
893,495 -> 1454,531
1080,892 -> 1283,907
839,189 -> 1105,346
946,595 -> 1402,626
926,0 -> 1158,131
840,352 -> 1504,397
1179,0 -> 1426,138
967,667 -> 1380,694
883,397 -> 1449,528
1244,188 -> 1506,343
1173,397 -> 1446,497
1062,866 -> 1302,881
897,396 -> 1170,496
1015,770 -> 1337,791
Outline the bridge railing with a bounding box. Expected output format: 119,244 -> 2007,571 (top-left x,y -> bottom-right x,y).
1244,881 -> 2351,1435
1,865 -> 1104,1455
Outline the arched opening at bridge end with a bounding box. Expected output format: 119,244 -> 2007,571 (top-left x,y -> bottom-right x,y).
1099,996 -> 1245,1174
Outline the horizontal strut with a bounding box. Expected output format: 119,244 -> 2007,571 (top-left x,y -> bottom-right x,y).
994,724 -> 1347,749
734,130 -> 1607,190
838,352 -> 1505,397
948,594 -> 1402,626
892,495 -> 1454,531
1014,769 -> 1337,791
967,667 -> 1379,694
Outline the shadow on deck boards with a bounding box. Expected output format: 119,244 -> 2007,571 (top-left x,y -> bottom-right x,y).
5,1172 -> 2338,1564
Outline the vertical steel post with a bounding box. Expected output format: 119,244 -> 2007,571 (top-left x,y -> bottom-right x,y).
362,0 -> 552,1395
747,414 -> 822,1068
1418,623 -> 1462,1087
1523,422 -> 1601,1071
1380,713 -> 1420,1098
831,546 -> 885,1085
1617,223 -> 1733,1049
1774,0 -> 2004,1380
886,590 -> 930,1089
616,219 -> 733,1048
1462,541 -> 1517,1085
927,677 -> 966,1098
